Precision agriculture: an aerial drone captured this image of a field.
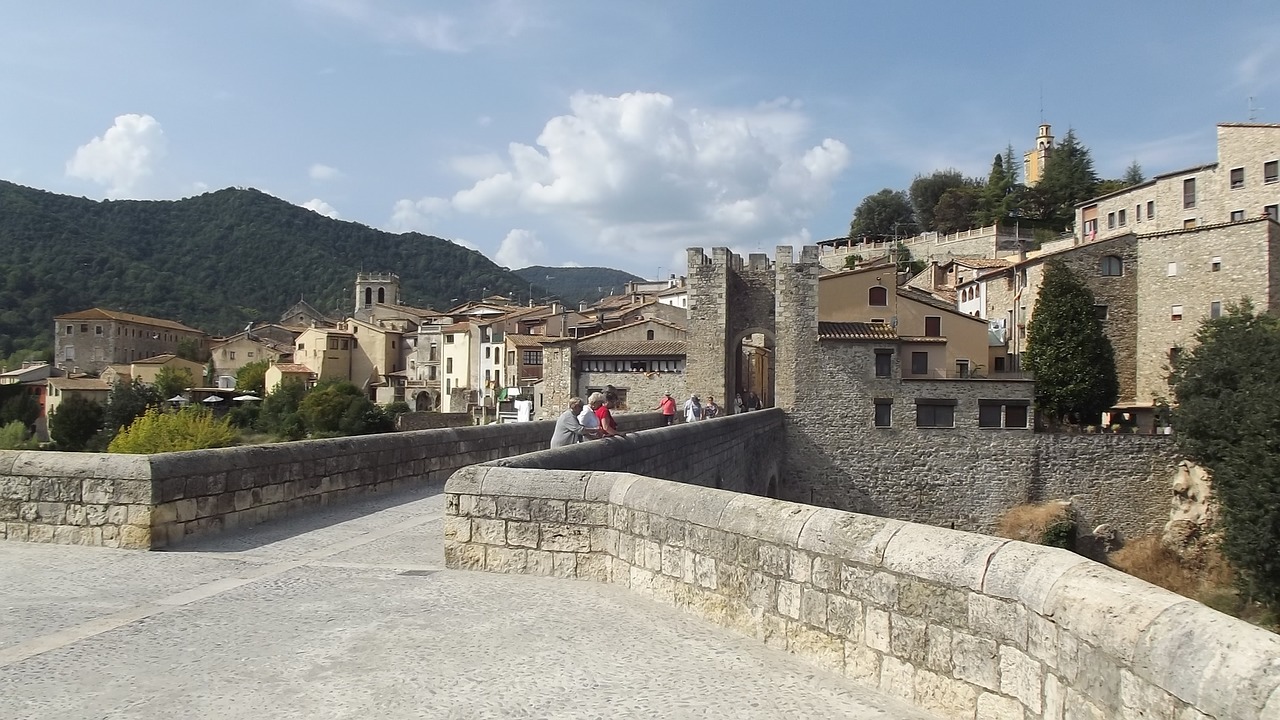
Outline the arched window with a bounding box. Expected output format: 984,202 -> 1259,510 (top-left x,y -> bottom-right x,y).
646,329 -> 655,340
378,287 -> 386,304
364,287 -> 373,305
869,285 -> 888,307
1100,256 -> 1123,276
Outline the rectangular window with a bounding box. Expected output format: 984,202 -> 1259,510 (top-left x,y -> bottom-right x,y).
247,351 -> 254,358
522,350 -> 542,366
1266,205 -> 1278,222
65,325 -> 72,335
1084,218 -> 1098,236
1169,347 -> 1182,366
1183,218 -> 1198,229
874,349 -> 892,378
328,338 -> 339,350
1231,210 -> 1245,222
1107,212 -> 1116,229
1171,305 -> 1184,321
1147,200 -> 1155,219
1230,167 -> 1245,189
1006,404 -> 1028,428
445,334 -> 455,344
484,347 -> 491,359
297,343 -> 305,351
1118,209 -> 1126,226
446,358 -> 453,373
80,324 -> 88,333
1211,256 -> 1222,272
1094,305 -> 1109,320
873,399 -> 892,428
1266,160 -> 1278,184
910,351 -> 928,375
340,339 -> 349,350
955,359 -> 970,378
64,346 -> 74,361
994,356 -> 1006,372
1210,301 -> 1222,319
1136,205 -> 1142,222
924,316 -> 941,337
1183,178 -> 1196,209
978,402 -> 1003,428
979,400 -> 1030,428
229,351 -> 236,360
915,401 -> 956,428
1167,262 -> 1178,277
95,325 -> 103,335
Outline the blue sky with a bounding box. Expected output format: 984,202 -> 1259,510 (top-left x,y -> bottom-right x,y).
3,1 -> 1278,279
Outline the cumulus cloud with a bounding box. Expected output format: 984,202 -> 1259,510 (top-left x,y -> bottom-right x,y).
65,114 -> 166,198
448,153 -> 507,180
302,198 -> 341,219
309,163 -> 342,181
296,0 -> 534,52
494,229 -> 546,269
395,91 -> 850,268
389,196 -> 451,233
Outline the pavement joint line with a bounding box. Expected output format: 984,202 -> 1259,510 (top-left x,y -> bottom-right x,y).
0,509 -> 443,669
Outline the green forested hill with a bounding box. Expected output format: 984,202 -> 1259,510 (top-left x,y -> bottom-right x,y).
0,181 -> 534,364
514,265 -> 644,306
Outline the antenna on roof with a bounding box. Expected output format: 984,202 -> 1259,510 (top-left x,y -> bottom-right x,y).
1039,83 -> 1044,123
1248,96 -> 1263,122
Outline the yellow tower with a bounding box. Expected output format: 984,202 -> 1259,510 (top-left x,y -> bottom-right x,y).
1023,124 -> 1054,187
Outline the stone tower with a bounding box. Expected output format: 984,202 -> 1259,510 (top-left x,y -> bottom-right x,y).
354,272 -> 401,315
1023,123 -> 1055,187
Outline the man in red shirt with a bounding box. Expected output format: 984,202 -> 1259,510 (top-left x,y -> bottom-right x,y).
655,392 -> 676,425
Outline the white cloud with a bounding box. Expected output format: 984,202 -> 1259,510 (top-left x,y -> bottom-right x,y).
477,115 -> 493,127
494,228 -> 546,269
302,198 -> 341,219
296,0 -> 534,53
448,153 -> 506,180
423,90 -> 849,268
309,163 -> 342,181
388,196 -> 451,233
65,113 -> 166,198
1234,30 -> 1280,92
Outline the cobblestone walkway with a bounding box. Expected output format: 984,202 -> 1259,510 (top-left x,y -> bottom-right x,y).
0,486 -> 937,719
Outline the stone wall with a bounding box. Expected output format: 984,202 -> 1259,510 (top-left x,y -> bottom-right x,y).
444,468 -> 1280,720
395,412 -> 473,431
1,414 -> 666,550
488,409 -> 784,497
0,452 -> 154,549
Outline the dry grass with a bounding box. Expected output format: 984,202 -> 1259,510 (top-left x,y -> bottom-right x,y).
996,502 -> 1074,547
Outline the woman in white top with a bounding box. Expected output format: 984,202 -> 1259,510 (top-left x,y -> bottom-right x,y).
684,394 -> 702,423
578,392 -> 604,439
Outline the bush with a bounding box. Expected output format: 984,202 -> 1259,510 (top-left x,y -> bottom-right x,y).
108,407 -> 239,454
227,403 -> 261,429
259,379 -> 308,438
298,381 -> 385,435
996,501 -> 1076,549
49,395 -> 104,451
0,420 -> 37,450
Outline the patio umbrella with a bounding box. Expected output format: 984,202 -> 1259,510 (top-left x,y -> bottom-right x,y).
202,396 -> 225,403
233,395 -> 261,401
166,395 -> 189,403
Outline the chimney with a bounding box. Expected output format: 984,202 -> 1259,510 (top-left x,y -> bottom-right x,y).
550,301 -> 562,315
579,301 -> 588,312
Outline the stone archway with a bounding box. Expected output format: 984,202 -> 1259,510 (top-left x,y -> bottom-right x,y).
413,390 -> 438,412
729,327 -> 776,413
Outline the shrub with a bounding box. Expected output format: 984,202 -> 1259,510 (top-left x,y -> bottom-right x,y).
0,419 -> 36,450
996,501 -> 1076,549
49,395 -> 104,451
108,407 -> 239,454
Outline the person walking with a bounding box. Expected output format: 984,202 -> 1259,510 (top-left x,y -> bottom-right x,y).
684,394 -> 702,423
734,393 -> 744,414
704,395 -> 720,419
550,397 -> 587,448
655,392 -> 677,425
579,392 -> 604,439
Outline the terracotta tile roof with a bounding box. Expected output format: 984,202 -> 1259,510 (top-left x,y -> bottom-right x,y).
53,307 -> 204,334
817,322 -> 898,341
578,316 -> 687,341
271,363 -> 314,374
897,286 -> 983,321
48,377 -> 111,391
934,289 -> 958,305
442,323 -> 472,334
506,334 -> 548,348
576,340 -> 687,357
950,257 -> 1010,269
132,353 -> 182,365
899,336 -> 951,344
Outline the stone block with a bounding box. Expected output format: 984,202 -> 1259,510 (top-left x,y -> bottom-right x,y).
951,631 -> 999,692
777,580 -> 802,619
496,496 -> 531,521
879,656 -> 916,703
83,504 -> 108,527
481,468 -> 590,499
800,588 -> 827,628
587,471 -> 629,502
118,524 -> 150,549
31,477 -> 80,502
444,465 -> 488,496
444,541 -> 485,570
64,504 -> 87,526
506,521 -> 538,548
1063,688 -> 1107,720
551,552 -> 577,578
443,515 -> 471,543
1028,613 -> 1059,666
566,501 -> 608,526
470,518 -> 505,545
718,494 -> 818,546
897,578 -> 968,628
1075,642 -> 1121,711
881,523 -> 1006,592
629,566 -> 656,595
811,555 -> 836,590
527,550 -> 554,576
1044,673 -> 1065,720
715,562 -> 746,599
1119,669 -> 1178,720
890,613 -> 929,665
486,546 -> 528,573
841,565 -> 899,607
589,527 -> 616,555
759,613 -> 789,651
680,547 -> 696,584
758,543 -> 789,577
865,606 -> 891,653
27,523 -> 54,543
788,549 -> 812,583
913,668 -> 978,720
788,625 -> 843,673
746,571 -> 776,612
968,593 -> 1028,649
999,645 -> 1043,714
0,476 -> 30,500
983,541 -> 1090,615
1043,562 -> 1183,664
0,500 -> 17,521
470,496 -> 498,519
925,624 -> 952,675
797,507 -> 904,565
694,554 -> 717,590
826,594 -> 862,640
577,553 -> 610,583
642,539 -> 661,570
844,642 -> 881,684
976,692 -> 1023,720
173,498 -> 198,523
529,498 -> 566,522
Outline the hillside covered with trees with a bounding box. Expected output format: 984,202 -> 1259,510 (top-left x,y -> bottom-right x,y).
514,265 -> 644,306
0,181 -> 538,366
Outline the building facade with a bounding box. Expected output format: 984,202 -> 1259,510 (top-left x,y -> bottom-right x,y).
52,308 -> 206,375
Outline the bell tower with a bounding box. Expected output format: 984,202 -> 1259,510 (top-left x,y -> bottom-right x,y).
354,272 -> 401,316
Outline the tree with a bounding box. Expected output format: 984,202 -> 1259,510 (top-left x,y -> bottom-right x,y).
849,189 -> 915,240
108,407 -> 238,454
842,254 -> 864,270
0,384 -> 40,431
103,378 -> 161,436
932,183 -> 984,234
1122,160 -> 1145,185
1024,261 -> 1118,426
235,359 -> 269,396
1031,129 -> 1099,228
1002,143 -> 1021,186
1170,302 -> 1280,611
49,395 -> 104,451
176,338 -> 210,363
0,420 -> 37,450
153,366 -> 194,401
979,154 -> 1021,226
908,171 -> 965,232
297,381 -> 378,435
259,378 -> 308,440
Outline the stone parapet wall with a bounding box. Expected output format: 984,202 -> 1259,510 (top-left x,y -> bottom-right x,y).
1,413 -> 666,550
444,467 -> 1280,720
488,409 -> 784,497
0,452 -> 154,549
395,412 -> 473,431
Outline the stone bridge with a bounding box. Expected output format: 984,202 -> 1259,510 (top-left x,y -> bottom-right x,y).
1,414 -> 1277,719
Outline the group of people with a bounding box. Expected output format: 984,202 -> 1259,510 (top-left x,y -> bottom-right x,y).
549,390 -> 624,448
656,392 -> 721,424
